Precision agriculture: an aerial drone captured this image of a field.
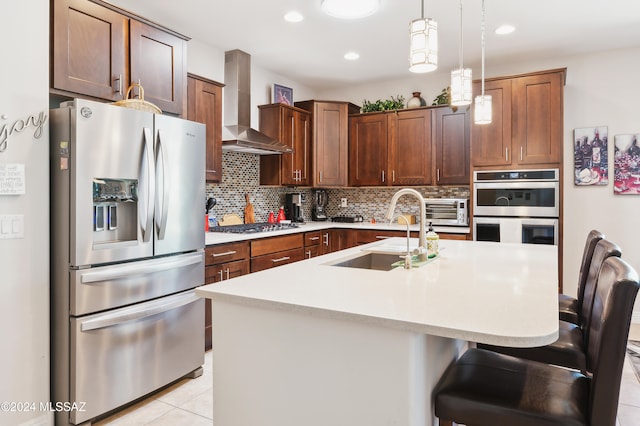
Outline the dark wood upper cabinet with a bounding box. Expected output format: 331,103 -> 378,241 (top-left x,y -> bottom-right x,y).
52,0 -> 127,101
51,0 -> 188,115
434,106 -> 471,185
259,103 -> 311,186
187,74 -> 224,182
349,112 -> 388,186
471,68 -> 565,169
349,108 -> 434,186
129,20 -> 187,115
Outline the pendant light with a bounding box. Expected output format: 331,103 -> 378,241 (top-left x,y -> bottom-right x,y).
450,0 -> 472,106
409,0 -> 438,73
474,0 -> 492,124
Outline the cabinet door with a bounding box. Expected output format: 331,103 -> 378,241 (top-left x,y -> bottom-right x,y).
434,107 -> 471,185
315,102 -> 349,186
349,113 -> 388,186
52,0 -> 127,100
279,107 -> 298,185
187,75 -> 223,182
512,72 -> 563,166
130,20 -> 186,115
388,109 -> 432,185
471,79 -> 512,167
293,110 -> 311,185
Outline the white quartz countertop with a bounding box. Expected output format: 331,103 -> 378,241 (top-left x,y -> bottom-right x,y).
205,221 -> 470,245
196,238 -> 559,347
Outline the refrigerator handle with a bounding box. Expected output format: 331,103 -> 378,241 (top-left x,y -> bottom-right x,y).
80,252 -> 203,284
80,292 -> 200,332
155,129 -> 170,240
141,127 -> 155,242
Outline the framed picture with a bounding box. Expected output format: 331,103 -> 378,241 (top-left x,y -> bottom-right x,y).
573,126 -> 608,186
273,84 -> 293,105
613,134 -> 640,194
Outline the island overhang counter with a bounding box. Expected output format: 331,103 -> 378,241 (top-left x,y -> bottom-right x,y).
196,238 -> 559,426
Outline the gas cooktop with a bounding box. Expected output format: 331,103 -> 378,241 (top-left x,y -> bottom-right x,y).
209,222 -> 300,234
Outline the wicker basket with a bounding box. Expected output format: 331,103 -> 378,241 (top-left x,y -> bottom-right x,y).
112,83 -> 162,114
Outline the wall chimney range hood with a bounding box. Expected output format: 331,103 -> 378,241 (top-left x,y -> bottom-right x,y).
221,49 -> 292,155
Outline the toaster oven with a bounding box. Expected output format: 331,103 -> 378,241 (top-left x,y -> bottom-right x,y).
424,198 -> 469,226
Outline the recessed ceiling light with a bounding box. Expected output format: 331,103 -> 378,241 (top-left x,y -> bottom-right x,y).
495,24 -> 515,35
284,11 -> 304,23
321,0 -> 380,20
344,51 -> 360,60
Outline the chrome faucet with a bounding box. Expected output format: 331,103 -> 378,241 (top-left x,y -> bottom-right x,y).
386,188 -> 427,262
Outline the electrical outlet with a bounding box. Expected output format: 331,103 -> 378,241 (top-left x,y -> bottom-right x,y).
341,198 -> 348,208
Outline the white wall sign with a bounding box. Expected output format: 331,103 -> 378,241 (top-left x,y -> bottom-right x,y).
0,163 -> 26,194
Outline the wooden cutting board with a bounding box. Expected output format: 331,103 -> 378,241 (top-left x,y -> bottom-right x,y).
218,213 -> 243,226
244,194 -> 255,224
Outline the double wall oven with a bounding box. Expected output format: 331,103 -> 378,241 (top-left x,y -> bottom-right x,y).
473,169 -> 559,245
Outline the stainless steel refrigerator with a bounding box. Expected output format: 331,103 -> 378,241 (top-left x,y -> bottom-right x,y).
50,99 -> 206,426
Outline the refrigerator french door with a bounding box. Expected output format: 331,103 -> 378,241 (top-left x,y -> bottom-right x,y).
50,99 -> 206,425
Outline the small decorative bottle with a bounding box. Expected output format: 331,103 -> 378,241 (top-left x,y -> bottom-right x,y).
426,222 -> 439,258
407,91 -> 427,108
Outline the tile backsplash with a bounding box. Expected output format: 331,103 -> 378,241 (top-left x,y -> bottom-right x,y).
206,152 -> 469,223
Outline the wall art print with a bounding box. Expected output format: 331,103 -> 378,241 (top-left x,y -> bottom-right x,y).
573,126 -> 608,186
614,134 -> 640,195
273,84 -> 293,106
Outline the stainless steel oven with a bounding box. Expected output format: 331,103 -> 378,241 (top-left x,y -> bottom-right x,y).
473,169 -> 559,245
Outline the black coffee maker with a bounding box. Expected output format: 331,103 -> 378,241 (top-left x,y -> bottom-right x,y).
285,193 -> 305,222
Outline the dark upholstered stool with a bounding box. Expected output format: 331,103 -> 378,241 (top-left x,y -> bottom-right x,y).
478,238 -> 621,372
434,257 -> 639,426
559,229 -> 603,324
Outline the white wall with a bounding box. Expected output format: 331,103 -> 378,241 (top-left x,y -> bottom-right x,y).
186,40 -> 317,129
317,47 -> 640,320
0,0 -> 51,425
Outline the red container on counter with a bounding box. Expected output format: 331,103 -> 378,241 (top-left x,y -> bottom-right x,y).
276,206 -> 286,223
268,211 -> 276,223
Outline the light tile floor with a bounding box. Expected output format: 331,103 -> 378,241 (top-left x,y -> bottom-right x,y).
95,324 -> 640,426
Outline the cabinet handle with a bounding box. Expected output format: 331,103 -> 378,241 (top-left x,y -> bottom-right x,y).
520,146 -> 523,161
306,250 -> 312,259
392,170 -> 396,182
114,74 -> 122,95
437,168 -> 440,181
319,171 -> 323,182
505,147 -> 509,162
323,233 -> 329,246
381,170 -> 385,182
218,270 -> 223,281
375,236 -> 391,239
271,256 -> 291,263
309,236 -> 320,241
225,268 -> 230,280
212,250 -> 237,257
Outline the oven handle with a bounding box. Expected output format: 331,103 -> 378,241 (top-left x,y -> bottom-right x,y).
80,291 -> 199,332
80,253 -> 203,284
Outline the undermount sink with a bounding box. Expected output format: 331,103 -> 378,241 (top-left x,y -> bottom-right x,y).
329,252 -> 404,271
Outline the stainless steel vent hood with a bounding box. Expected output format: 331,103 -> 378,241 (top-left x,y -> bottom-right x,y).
221,49 -> 292,155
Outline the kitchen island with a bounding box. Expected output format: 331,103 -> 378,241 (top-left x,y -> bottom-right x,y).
196,238 -> 558,426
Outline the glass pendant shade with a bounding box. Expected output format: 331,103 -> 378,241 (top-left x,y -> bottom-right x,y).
409,18 -> 438,73
474,95 -> 492,124
450,68 -> 472,106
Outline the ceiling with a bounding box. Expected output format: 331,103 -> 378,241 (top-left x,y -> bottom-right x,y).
107,0 -> 640,90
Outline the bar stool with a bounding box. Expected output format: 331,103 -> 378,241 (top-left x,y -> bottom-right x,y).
559,229 -> 604,324
434,256 -> 639,426
478,238 -> 621,372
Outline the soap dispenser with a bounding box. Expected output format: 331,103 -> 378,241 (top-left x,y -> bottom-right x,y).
426,222 -> 439,258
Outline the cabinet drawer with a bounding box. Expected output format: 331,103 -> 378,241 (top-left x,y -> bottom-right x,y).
205,260 -> 250,283
251,234 -> 303,257
305,246 -> 320,259
205,241 -> 250,266
304,231 -> 322,247
251,248 -> 305,273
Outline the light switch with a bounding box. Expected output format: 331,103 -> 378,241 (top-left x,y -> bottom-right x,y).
0,214 -> 24,239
